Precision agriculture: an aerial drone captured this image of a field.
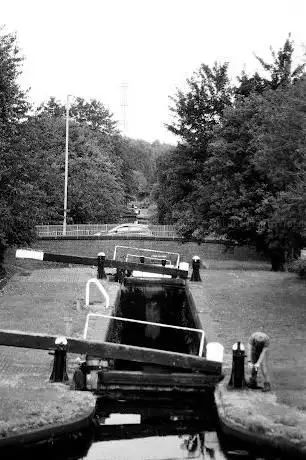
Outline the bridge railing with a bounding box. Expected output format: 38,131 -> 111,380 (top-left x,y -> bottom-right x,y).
35,224 -> 178,238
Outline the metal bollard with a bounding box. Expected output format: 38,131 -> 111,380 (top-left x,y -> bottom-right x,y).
228,342 -> 247,389
50,337 -> 69,383
191,256 -> 201,281
97,252 -> 107,279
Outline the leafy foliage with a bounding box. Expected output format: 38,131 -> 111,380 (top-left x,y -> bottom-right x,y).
115,137 -> 174,202
156,37 -> 306,269
0,28 -> 33,268
155,62 -> 233,230
167,62 -> 233,152
204,82 -> 306,267
254,35 -> 305,89
37,96 -> 118,135
17,114 -> 127,224
0,27 -> 159,272
289,258 -> 306,279
236,35 -> 305,97
70,97 -> 118,135
0,28 -> 29,124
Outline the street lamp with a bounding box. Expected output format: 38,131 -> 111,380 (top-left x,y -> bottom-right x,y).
63,94 -> 72,236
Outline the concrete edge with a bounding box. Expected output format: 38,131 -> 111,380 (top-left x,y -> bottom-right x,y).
0,405 -> 96,449
36,235 -> 234,244
214,384 -> 306,459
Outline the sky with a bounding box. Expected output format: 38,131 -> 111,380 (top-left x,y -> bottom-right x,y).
1,0 -> 306,144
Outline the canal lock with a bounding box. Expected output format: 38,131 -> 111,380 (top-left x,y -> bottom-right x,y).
81,393 -> 282,460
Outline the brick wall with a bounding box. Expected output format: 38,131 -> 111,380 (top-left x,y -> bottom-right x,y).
28,238 -> 265,263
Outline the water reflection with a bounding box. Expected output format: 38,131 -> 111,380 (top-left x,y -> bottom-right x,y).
1,395 -> 282,460
180,433 -> 209,458
82,395 -> 276,460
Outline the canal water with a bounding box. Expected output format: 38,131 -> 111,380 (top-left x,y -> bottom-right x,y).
2,393 -> 284,459
79,394 -> 279,460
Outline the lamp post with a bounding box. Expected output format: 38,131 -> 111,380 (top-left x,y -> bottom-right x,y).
63,94 -> 72,236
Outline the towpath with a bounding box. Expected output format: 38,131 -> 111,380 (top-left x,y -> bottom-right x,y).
193,268 -> 306,410
0,264 -> 305,440
0,266 -> 98,438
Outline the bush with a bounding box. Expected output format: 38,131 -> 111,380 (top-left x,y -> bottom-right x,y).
288,259 -> 306,279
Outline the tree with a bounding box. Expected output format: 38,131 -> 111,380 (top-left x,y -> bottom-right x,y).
36,97 -> 137,205
65,124 -> 125,223
0,28 -> 29,125
236,35 -> 305,97
70,97 -> 118,135
18,113 -> 126,225
255,35 -> 305,89
0,28 -> 32,272
112,137 -> 174,203
36,96 -> 65,118
205,78 -> 306,269
167,62 -> 233,153
155,62 -> 233,228
36,96 -> 119,135
156,37 -> 306,270
155,144 -> 201,227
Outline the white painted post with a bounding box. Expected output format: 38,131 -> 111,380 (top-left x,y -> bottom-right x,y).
206,342 -> 224,363
85,278 -> 110,309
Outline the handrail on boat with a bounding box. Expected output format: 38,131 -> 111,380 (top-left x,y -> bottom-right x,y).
113,246 -> 180,267
125,254 -> 172,265
83,313 -> 206,357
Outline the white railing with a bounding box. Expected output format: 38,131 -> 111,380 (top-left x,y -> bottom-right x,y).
83,313 -> 206,357
35,224 -> 178,238
113,245 -> 180,267
126,254 -> 172,265
151,225 -> 178,238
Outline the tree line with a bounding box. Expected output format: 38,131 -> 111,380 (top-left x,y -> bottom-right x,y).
1,28 -> 305,274
154,35 -> 306,270
0,28 -> 168,272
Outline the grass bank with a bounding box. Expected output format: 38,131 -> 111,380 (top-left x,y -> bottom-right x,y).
215,381 -> 306,456
197,268 -> 306,409
0,257 -> 305,442
0,383 -> 95,439
0,266 -> 97,438
193,266 -> 306,455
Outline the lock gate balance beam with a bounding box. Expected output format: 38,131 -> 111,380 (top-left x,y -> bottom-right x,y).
0,329 -> 221,375
15,249 -> 188,279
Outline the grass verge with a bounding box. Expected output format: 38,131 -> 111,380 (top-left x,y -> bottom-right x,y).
0,383 -> 95,439
197,268 -> 306,409
0,266 -> 97,438
215,380 -> 306,451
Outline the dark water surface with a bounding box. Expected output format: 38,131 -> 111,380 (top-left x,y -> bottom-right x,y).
81,394 -> 279,460
1,393 -> 285,459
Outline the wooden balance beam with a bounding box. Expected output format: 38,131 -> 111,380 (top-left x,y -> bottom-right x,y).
0,329 -> 221,374
15,249 -> 188,279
